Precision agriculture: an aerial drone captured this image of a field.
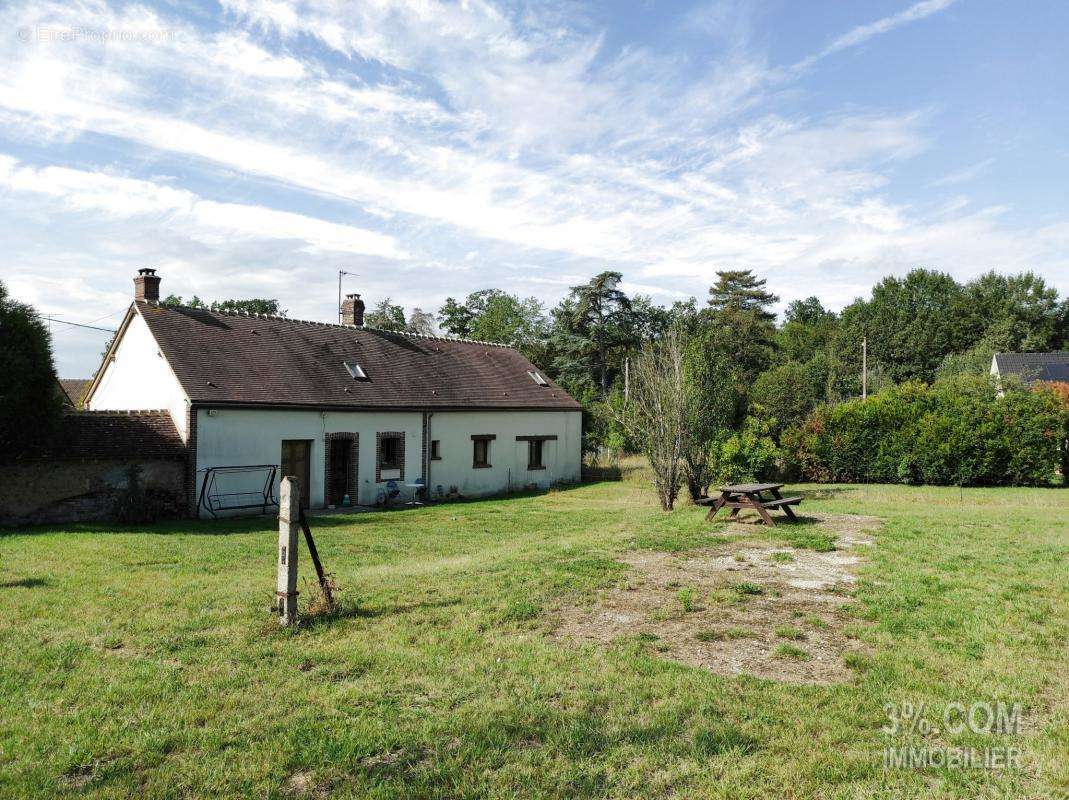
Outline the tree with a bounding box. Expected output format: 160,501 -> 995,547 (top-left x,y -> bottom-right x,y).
962,271 -> 1063,352
707,269 -> 778,320
705,270 -> 779,385
364,297 -> 406,331
785,296 -> 831,326
0,281 -> 63,460
836,269 -> 973,385
438,296 -> 475,338
614,328 -> 691,510
406,308 -> 436,336
160,295 -> 285,316
750,362 -> 820,440
679,328 -> 737,500
559,271 -> 634,395
211,298 -> 285,316
438,290 -> 546,349
160,294 -> 207,309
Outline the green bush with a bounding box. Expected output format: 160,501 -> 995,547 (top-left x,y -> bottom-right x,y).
783,377 -> 1065,486
711,416 -> 780,484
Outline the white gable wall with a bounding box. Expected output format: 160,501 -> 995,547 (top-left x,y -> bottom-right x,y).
192,407 -> 581,516
86,310 -> 190,439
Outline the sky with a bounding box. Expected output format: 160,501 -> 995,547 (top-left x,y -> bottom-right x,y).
2,0 -> 1068,377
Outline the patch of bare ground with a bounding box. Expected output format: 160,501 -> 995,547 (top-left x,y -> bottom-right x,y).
553,514 -> 880,684
282,770 -> 333,798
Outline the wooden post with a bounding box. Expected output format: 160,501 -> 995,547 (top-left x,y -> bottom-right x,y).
298,508 -> 335,612
277,476 -> 300,625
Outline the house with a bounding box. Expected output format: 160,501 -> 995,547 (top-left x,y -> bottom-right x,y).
990,352 -> 1069,386
84,269 -> 582,516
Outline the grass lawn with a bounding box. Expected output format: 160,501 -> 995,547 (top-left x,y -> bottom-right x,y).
2,466 -> 1067,799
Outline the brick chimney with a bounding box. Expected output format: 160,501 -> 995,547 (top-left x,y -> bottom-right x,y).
134,268 -> 161,303
341,293 -> 365,326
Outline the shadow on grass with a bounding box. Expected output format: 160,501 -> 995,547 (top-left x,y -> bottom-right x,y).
0,576 -> 50,589
710,513 -> 823,528
2,477 -> 609,538
297,597 -> 463,629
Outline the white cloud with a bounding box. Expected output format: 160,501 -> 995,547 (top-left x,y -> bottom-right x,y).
0,0 -> 1065,377
795,0 -> 958,71
930,158 -> 996,187
0,156 -> 407,257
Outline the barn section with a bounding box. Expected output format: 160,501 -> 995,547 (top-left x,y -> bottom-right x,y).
83,270 -> 583,516
0,410 -> 187,526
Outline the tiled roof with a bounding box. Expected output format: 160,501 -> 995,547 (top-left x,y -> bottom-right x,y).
993,352 -> 1069,384
58,378 -> 92,407
33,410 -> 186,460
135,302 -> 581,410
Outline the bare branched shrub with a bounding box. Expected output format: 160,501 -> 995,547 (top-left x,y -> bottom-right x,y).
614,328 -> 692,510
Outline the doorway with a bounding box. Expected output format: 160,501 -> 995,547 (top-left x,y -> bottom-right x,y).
280,439 -> 312,509
327,435 -> 357,505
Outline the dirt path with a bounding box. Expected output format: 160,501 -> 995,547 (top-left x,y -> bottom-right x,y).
553,514 -> 881,684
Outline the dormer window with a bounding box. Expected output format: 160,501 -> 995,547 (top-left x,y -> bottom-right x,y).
344,361 -> 368,380
528,370 -> 548,386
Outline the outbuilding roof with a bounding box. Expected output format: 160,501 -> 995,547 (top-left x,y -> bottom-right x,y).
31,410 -> 186,460
134,302 -> 581,411
58,378 -> 91,407
992,352 -> 1069,384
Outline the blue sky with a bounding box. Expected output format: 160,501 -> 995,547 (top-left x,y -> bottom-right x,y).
2,0 -> 1068,376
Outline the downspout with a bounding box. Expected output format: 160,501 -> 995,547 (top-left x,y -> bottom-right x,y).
424,411 -> 434,499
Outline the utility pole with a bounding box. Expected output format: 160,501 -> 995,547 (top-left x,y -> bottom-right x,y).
862,337 -> 868,400
277,476 -> 299,625
337,270 -> 357,323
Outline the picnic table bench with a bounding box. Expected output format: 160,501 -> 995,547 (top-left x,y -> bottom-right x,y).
698,483 -> 802,527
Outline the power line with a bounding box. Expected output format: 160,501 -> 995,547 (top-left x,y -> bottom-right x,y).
44,316 -> 117,333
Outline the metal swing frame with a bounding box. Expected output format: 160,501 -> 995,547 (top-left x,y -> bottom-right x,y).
197,464 -> 279,517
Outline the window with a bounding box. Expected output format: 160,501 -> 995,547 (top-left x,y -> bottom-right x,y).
516,434 -> 557,471
527,370 -> 549,386
430,439 -> 441,460
527,438 -> 545,470
379,434 -> 402,469
471,434 -> 495,468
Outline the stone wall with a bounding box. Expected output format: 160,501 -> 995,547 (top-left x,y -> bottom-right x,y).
0,458 -> 186,527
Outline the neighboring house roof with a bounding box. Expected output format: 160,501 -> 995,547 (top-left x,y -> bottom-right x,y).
992,352 -> 1069,384
133,302 -> 581,411
58,378 -> 92,408
32,410 -> 186,460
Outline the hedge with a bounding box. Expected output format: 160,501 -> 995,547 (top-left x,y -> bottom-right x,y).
782,377 -> 1066,486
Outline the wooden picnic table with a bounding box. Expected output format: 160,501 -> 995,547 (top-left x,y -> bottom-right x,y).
698,482 -> 801,527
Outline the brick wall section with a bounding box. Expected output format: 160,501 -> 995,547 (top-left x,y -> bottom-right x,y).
186,405 -> 198,517
324,432 -> 359,504
1,459 -> 186,526
375,431 -> 405,482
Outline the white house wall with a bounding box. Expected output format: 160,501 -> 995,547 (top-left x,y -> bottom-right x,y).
86,310 -> 190,439
192,407 -> 581,516
425,410 -> 581,496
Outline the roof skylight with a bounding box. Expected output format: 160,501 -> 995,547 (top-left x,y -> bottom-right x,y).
528,370 -> 548,386
344,361 -> 369,380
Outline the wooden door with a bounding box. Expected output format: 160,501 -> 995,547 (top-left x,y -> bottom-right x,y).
280,440 -> 312,509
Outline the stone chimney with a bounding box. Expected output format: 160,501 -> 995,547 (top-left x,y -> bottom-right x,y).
134,268 -> 161,303
341,293 -> 365,326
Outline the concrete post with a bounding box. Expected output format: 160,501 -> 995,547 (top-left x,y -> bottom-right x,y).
277,476 -> 300,625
